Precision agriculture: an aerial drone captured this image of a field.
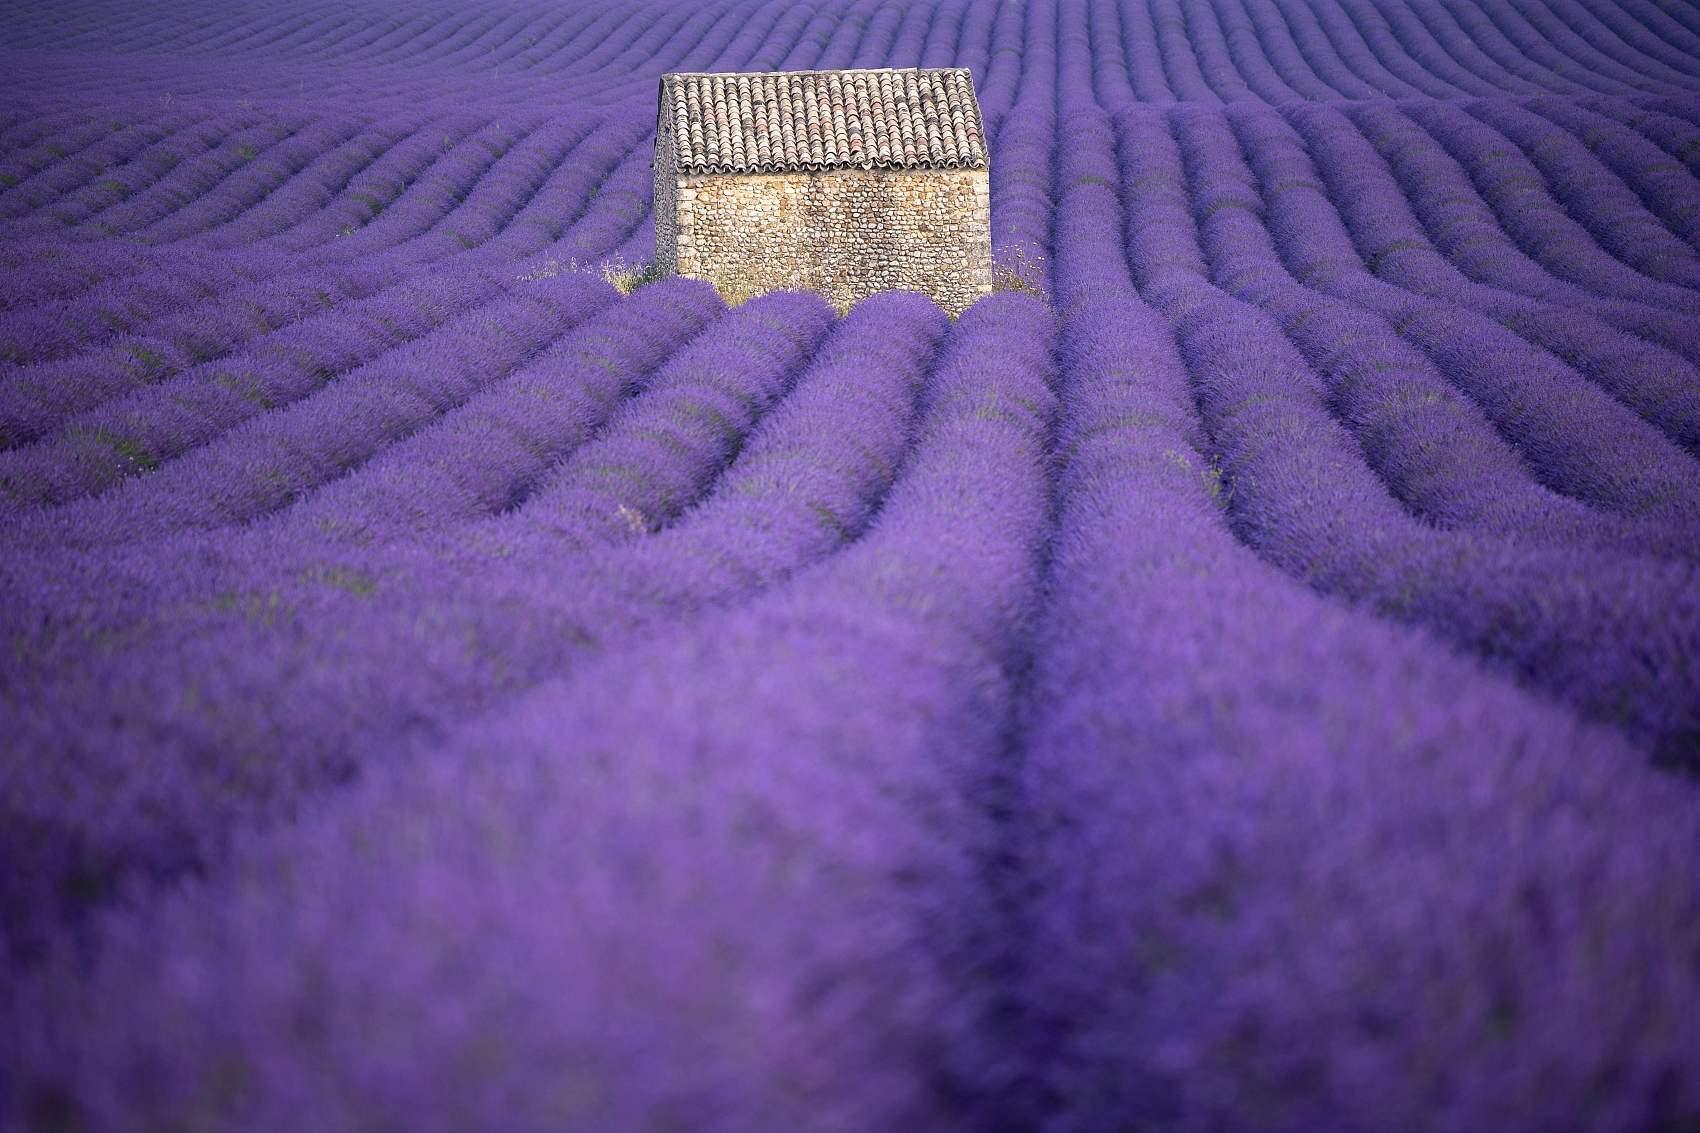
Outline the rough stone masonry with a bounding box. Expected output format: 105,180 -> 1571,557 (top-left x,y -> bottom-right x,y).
653,68 -> 993,316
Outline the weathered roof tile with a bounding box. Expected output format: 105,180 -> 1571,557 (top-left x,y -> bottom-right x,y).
658,67 -> 987,175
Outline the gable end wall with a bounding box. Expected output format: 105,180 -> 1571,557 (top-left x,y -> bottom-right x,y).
672,169 -> 991,315
652,126 -> 678,274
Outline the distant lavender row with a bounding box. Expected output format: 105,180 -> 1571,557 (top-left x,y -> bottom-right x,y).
7,0 -> 1699,100
13,273 -> 616,541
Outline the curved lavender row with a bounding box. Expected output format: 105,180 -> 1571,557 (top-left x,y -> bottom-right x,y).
1094,19 -> 1700,748
1290,0 -> 1407,100
16,274 -> 614,545
1330,100 -> 1700,374
0,244 -> 389,376
5,294 -> 1056,1133
239,109 -> 498,253
1017,293 -> 1700,1133
180,113 -> 526,256
0,25 -> 778,409
510,126 -> 658,276
333,114 -> 648,274
1464,98 -> 1700,288
159,117 -> 455,249
270,277 -> 725,545
11,0 -> 1692,95
0,260 -> 415,447
3,103 -> 605,304
1400,99 -> 1700,314
1256,289 -> 1697,557
1163,99 -> 1700,505
1201,104 -> 1700,513
1554,0 -> 1700,81
0,246 -> 278,365
1605,98 -> 1700,185
1108,104 -> 1700,558
1204,0 -> 1322,105
13,0 -> 1694,101
1432,0 -> 1627,98
483,290 -> 834,550
1284,0 -> 1435,99
1623,0 -> 1700,47
0,290 -> 944,972
573,290 -> 949,590
286,115 -> 596,263
1525,98 -> 1700,254
1260,0 -> 1381,101
1509,0 -> 1700,94
1340,0 -> 1511,98
0,108 -> 224,227
1272,103 -> 1700,461
1173,286 -> 1700,755
0,112 -> 628,377
0,104 -> 111,164
0,268 -> 515,509
1273,0 -> 1359,103
0,238 -> 187,313
1294,3 -> 1401,100
40,115 -> 374,242
0,108 -> 215,220
1352,0 -> 1485,98
8,114 -> 323,239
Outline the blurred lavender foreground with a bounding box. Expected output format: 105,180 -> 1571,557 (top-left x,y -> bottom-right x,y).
3,0 -> 1700,1130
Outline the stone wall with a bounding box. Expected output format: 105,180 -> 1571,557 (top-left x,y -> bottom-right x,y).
667,168 -> 991,316
652,128 -> 678,274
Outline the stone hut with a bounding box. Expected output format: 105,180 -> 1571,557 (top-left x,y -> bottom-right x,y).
652,67 -> 992,315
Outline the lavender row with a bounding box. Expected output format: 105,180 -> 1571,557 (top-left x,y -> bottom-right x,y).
0,109 -> 622,367
19,115 -> 368,242
0,237 -> 200,313
1173,285 -> 1700,756
0,113 -> 521,360
1521,97 -> 1700,254
1101,104 -> 1700,557
0,268 -> 513,507
1302,102 -> 1700,436
1087,109 -> 1700,748
1016,292 -> 1700,1133
0,251 -> 382,370
0,260 -> 422,445
271,277 -> 726,545
1128,105 -> 1700,741
0,106 -> 229,226
1172,104 -> 1700,522
16,273 -> 614,544
1395,99 -> 1700,315
13,0 -> 1700,104
474,289 -> 835,552
0,290 -> 948,970
5,293 -> 1058,1132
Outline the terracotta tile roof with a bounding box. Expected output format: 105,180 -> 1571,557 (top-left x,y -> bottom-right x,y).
657,67 -> 987,175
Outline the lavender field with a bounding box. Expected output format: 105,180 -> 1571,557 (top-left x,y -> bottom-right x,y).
3,0 -> 1700,1128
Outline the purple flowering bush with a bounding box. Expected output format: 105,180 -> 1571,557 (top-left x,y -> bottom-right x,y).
4,0 -> 1700,1129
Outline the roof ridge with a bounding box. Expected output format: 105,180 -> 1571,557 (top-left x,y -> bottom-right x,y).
657,67 -> 987,176
662,66 -> 972,79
